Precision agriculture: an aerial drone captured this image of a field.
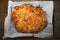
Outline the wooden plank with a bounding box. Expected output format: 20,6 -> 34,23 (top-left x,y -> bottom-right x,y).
54,1 -> 60,12
0,0 -> 60,40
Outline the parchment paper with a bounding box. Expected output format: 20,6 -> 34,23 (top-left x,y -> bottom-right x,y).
3,1 -> 54,39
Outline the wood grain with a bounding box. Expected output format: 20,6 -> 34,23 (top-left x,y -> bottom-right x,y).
0,0 -> 60,40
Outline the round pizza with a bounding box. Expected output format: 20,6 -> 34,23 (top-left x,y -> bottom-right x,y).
11,4 -> 47,33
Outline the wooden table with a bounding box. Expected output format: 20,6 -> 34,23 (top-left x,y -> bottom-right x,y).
0,0 -> 60,40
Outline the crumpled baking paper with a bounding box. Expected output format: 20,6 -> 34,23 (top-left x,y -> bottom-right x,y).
3,1 -> 54,39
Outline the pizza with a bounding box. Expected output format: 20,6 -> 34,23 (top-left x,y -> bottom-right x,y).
11,4 -> 47,33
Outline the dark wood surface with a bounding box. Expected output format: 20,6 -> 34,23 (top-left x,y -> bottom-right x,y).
0,0 -> 60,40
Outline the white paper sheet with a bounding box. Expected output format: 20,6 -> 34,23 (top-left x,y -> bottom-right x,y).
3,1 -> 54,39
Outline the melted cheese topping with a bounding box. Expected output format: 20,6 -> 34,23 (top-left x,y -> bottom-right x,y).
12,5 -> 47,33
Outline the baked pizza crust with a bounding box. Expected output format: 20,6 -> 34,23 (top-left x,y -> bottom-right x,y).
11,4 -> 47,33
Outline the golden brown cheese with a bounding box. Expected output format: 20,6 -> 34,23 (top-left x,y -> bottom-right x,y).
11,4 -> 47,33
